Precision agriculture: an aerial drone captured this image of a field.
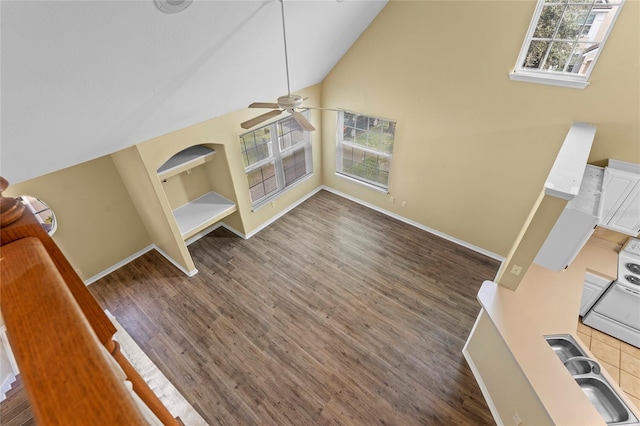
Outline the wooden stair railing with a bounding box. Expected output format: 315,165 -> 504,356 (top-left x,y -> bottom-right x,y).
1,237 -> 153,424
0,177 -> 180,425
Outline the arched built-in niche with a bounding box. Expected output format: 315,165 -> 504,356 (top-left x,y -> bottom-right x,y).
157,144 -> 236,241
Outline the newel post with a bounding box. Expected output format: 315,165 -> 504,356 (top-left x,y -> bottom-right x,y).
0,177 -> 25,227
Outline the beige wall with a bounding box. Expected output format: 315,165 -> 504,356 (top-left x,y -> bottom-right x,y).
3,85 -> 323,279
4,1 -> 639,278
321,0 -> 640,257
3,155 -> 151,280
130,84 -> 323,237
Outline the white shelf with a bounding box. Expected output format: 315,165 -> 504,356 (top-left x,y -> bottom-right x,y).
157,145 -> 216,179
172,191 -> 236,240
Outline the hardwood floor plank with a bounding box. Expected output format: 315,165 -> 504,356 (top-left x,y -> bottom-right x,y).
1,190 -> 500,425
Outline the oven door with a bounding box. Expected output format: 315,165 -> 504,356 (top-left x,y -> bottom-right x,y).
592,282 -> 640,330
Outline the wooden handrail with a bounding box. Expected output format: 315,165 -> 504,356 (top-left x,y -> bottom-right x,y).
0,180 -> 117,346
0,177 -> 180,425
0,237 -> 152,424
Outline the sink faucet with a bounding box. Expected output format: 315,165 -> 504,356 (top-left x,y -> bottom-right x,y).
564,356 -> 601,374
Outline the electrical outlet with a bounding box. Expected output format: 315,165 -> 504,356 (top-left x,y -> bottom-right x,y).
271,200 -> 276,208
389,196 -> 395,203
401,201 -> 407,208
510,264 -> 523,276
512,412 -> 523,426
75,268 -> 83,277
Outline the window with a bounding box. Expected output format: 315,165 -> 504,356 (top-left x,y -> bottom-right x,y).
510,0 -> 624,88
240,112 -> 313,207
336,111 -> 395,191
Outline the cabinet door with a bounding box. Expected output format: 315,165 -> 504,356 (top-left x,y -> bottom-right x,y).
599,168 -> 639,226
606,182 -> 640,236
580,273 -> 611,317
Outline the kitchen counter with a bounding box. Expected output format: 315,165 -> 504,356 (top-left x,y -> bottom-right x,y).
515,236 -> 618,334
464,236 -> 640,425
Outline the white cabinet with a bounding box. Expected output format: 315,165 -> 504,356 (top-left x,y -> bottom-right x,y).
580,272 -> 611,317
534,165 -> 603,271
599,164 -> 640,236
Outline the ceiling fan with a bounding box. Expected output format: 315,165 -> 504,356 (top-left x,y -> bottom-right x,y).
241,0 -> 326,132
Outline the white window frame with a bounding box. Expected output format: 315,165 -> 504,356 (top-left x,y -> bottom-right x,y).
510,0 -> 625,89
240,112 -> 313,209
336,111 -> 395,192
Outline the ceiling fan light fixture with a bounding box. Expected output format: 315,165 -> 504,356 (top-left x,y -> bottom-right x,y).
277,94 -> 304,111
241,0 -> 322,132
154,0 -> 193,14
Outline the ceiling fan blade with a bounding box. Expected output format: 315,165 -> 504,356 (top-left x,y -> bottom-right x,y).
304,106 -> 342,112
291,110 -> 316,132
249,102 -> 279,109
241,109 -> 283,130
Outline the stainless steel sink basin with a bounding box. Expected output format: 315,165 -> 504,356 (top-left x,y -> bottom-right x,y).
546,334 -> 586,361
577,377 -> 632,424
545,334 -> 639,425
546,335 -> 593,374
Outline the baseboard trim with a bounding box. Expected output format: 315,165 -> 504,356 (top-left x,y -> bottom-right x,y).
0,373 -> 16,403
244,186 -> 324,240
320,186 -> 504,262
84,245 -> 155,285
184,222 -> 247,244
219,223 -> 247,239
462,311 -> 504,426
185,223 -> 224,246
153,245 -> 198,277
86,185 -> 503,283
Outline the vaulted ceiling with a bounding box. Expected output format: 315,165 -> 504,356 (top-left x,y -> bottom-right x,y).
1,0 -> 386,183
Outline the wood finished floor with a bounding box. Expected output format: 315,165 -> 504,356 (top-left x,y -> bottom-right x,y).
1,190 -> 501,425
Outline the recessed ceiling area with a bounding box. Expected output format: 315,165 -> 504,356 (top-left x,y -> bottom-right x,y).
0,0 -> 387,183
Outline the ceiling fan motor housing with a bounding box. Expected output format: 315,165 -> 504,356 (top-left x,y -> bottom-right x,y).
277,94 -> 304,111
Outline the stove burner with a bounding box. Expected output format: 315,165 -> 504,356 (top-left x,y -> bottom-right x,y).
625,263 -> 640,275
624,275 -> 640,286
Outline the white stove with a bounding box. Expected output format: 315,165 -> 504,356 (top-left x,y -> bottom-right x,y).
583,237 -> 640,348
619,238 -> 640,288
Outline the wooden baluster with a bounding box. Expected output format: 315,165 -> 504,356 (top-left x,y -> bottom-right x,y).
110,341 -> 182,426
0,177 -> 180,425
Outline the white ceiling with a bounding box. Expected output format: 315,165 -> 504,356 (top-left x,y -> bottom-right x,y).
0,0 -> 386,183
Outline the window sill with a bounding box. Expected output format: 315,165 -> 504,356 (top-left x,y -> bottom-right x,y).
335,173 -> 389,194
509,71 -> 590,89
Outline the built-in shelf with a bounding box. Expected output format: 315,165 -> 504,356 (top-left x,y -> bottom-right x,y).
157,145 -> 216,179
149,143 -> 238,271
172,191 -> 236,240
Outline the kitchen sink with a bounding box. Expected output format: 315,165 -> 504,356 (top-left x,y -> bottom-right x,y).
546,335 -> 585,361
545,334 -> 639,425
577,377 -> 632,424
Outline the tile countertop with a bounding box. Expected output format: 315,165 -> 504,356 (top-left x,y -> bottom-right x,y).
477,235 -> 640,424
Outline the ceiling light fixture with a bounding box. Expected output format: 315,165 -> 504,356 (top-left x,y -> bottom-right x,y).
154,0 -> 193,14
